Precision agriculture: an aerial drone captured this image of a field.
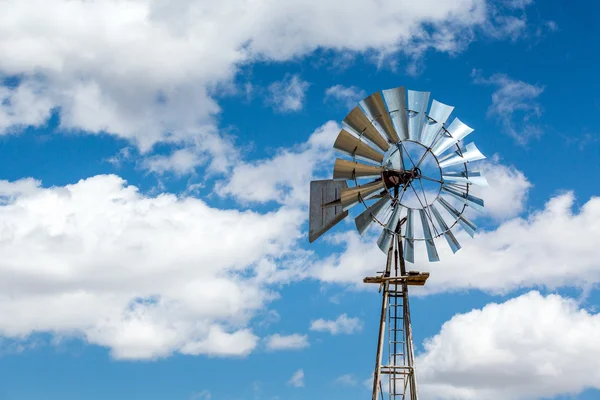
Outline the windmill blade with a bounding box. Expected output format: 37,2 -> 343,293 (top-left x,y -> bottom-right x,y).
382,86 -> 408,140
360,92 -> 399,143
419,209 -> 440,262
438,142 -> 486,168
355,195 -> 392,235
343,106 -> 390,152
431,118 -> 474,156
403,208 -> 415,263
430,204 -> 461,253
407,90 -> 430,141
420,100 -> 454,147
442,170 -> 489,187
377,203 -> 402,253
437,197 -> 477,237
441,186 -> 485,212
333,159 -> 382,180
333,129 -> 384,164
338,179 -> 385,210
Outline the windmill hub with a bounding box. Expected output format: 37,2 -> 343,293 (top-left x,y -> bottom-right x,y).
382,167 -> 420,187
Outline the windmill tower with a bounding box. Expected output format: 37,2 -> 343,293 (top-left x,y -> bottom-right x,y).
309,86 -> 487,400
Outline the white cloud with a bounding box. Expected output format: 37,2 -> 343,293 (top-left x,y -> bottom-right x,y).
473,70 -> 545,143
0,0 -> 535,159
264,333 -> 309,351
418,291 -> 600,400
190,390 -> 211,400
267,75 -> 310,113
324,85 -> 366,110
215,121 -> 339,206
310,192 -> 600,295
471,156 -> 532,220
334,374 -> 358,386
309,314 -> 363,335
288,369 -> 305,388
0,174 -> 304,359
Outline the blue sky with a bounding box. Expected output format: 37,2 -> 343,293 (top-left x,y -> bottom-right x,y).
0,0 -> 599,399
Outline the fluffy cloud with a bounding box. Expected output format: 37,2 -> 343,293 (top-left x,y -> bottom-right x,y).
473,70 -> 545,143
267,75 -> 310,113
309,314 -> 363,335
288,369 -> 305,388
334,374 -> 358,386
324,85 -> 366,110
0,0 -> 535,156
215,121 -> 339,206
310,191 -> 600,295
418,291 -> 600,399
0,174 -> 304,359
471,157 -> 532,220
264,333 -> 309,351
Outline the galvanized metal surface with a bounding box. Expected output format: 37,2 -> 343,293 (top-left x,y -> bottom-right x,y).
344,106 -> 390,152
382,87 -> 409,141
407,90 -> 430,141
432,118 -> 474,156
438,142 -> 486,168
333,158 -> 382,180
419,100 -> 454,147
308,180 -> 348,243
361,92 -> 400,144
334,129 -> 385,164
356,195 -> 392,235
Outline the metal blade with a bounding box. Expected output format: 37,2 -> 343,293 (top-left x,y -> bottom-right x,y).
404,209 -> 415,263
382,87 -> 408,140
343,106 -> 390,152
333,159 -> 382,180
339,179 -> 385,210
419,209 -> 440,262
430,204 -> 461,253
438,142 -> 486,168
377,203 -> 402,253
420,100 -> 454,147
355,195 -> 392,235
360,92 -> 399,144
333,129 -> 384,164
442,170 -> 489,187
437,197 -> 477,237
441,186 -> 485,212
431,118 -> 474,156
407,90 -> 430,141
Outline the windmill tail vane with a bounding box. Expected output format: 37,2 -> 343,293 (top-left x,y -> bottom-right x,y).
308,86 -> 487,400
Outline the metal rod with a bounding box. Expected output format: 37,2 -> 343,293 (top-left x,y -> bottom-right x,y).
372,243 -> 394,400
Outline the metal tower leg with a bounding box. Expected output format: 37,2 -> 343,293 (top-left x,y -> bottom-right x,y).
368,235 -> 423,400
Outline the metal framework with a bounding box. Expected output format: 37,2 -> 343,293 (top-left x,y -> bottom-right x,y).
365,221 -> 428,400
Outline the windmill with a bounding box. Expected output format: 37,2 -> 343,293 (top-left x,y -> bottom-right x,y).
309,86 -> 487,400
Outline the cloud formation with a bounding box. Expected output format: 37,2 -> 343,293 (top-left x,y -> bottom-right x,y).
0,174 -> 303,359
264,333 -> 310,351
288,369 -> 305,388
0,0 -> 535,161
215,121 -> 339,206
473,70 -> 545,143
309,314 -> 363,335
324,85 -> 366,110
418,291 -> 600,399
267,75 -> 310,113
